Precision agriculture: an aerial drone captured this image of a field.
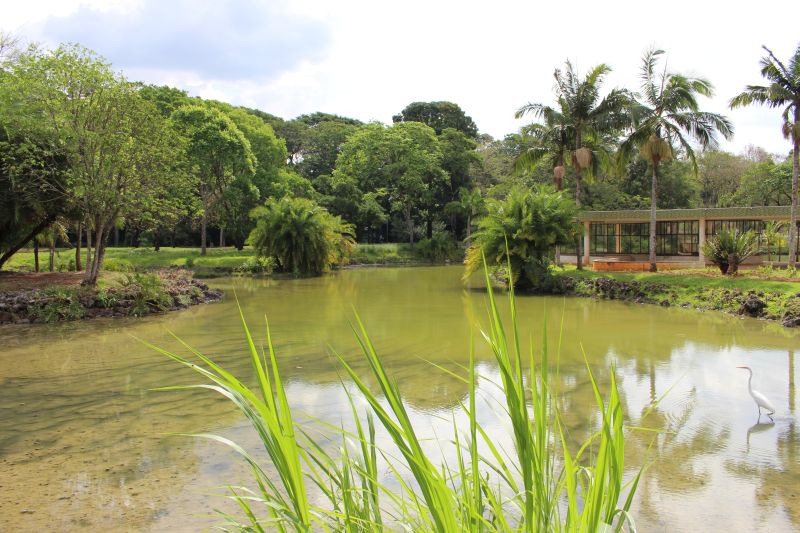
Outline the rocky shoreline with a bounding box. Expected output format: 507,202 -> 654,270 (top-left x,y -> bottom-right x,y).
0,270 -> 223,325
560,276 -> 800,328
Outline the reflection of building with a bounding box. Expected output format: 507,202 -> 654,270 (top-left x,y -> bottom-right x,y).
563,206 -> 798,270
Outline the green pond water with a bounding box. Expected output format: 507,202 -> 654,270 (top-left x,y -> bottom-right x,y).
1,266 -> 799,532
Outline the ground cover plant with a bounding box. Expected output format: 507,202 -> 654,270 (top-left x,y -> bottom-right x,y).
151,260 -> 653,531
557,267 -> 800,326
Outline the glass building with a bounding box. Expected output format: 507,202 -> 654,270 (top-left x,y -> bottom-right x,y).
570,206 -> 797,270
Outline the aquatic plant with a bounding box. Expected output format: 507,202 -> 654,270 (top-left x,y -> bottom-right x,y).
153,258 -> 649,532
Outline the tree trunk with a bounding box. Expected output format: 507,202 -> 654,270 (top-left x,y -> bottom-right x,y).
219,227 -> 225,248
788,133 -> 799,267
75,223 -> 82,271
426,218 -> 433,240
575,172 -> 583,270
466,214 -> 472,247
201,185 -> 208,256
34,240 -> 40,272
405,206 -> 414,245
0,215 -> 55,270
84,222 -> 111,286
48,241 -> 55,272
649,160 -> 660,272
85,226 -> 93,277
114,227 -> 119,247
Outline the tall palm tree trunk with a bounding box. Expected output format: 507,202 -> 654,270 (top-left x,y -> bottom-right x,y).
575,172 -> 583,270
649,161 -> 659,272
789,135 -> 799,267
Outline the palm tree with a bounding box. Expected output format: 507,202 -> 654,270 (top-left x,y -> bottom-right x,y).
620,49 -> 733,272
517,61 -> 632,269
730,44 -> 800,267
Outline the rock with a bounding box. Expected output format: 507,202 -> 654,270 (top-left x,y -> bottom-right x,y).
659,300 -> 670,307
738,295 -> 766,317
783,317 -> 800,328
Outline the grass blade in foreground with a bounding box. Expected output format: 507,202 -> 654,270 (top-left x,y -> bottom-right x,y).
154,266 -> 650,531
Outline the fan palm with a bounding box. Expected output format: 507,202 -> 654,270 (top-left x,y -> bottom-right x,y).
517,61 -> 632,268
730,44 -> 800,267
620,48 -> 733,272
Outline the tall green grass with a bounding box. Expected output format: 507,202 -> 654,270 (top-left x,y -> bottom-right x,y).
151,260 -> 651,532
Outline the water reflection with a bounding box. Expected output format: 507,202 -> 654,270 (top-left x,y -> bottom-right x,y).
0,267 -> 799,531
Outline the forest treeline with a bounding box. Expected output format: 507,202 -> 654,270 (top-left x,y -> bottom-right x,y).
1,35 -> 798,282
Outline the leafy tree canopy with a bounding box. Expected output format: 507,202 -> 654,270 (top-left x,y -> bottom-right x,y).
393,101 -> 479,138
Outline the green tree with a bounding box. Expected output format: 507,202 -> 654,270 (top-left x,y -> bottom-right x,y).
170,104 -> 255,255
464,188 -> 577,291
730,43 -> 800,266
331,122 -> 446,243
248,196 -> 355,275
296,119 -> 359,183
392,101 -> 479,137
2,44 -> 183,284
0,128 -> 71,269
697,150 -> 752,207
517,61 -> 632,268
620,48 -> 733,272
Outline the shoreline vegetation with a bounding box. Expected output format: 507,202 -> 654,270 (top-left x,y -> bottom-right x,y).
556,268 -> 800,328
0,269 -> 222,325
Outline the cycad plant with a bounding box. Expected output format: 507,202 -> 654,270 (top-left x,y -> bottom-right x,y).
702,229 -> 760,275
152,259 -> 651,531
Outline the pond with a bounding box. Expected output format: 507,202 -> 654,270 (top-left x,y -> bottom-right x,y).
1,266 -> 798,532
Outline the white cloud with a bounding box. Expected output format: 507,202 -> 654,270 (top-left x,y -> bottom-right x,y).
3,0 -> 799,154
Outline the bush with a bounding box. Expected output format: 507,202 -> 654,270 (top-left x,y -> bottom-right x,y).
234,256 -> 275,274
702,229 -> 760,275
248,196 -> 355,276
415,231 -> 458,262
464,187 -> 577,291
117,272 -> 172,316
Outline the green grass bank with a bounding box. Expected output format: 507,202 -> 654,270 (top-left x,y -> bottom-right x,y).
556,267 -> 800,327
3,243 -> 463,277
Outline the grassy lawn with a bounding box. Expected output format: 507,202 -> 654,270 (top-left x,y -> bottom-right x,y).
555,265 -> 800,324
556,265 -> 800,294
3,243 -> 437,278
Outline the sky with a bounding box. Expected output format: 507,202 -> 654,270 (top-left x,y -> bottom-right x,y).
3,0 -> 799,156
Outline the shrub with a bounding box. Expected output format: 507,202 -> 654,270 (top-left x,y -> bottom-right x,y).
248,196 -> 355,276
234,256 -> 275,274
702,229 -> 760,275
415,231 -> 458,262
118,273 -> 172,316
464,187 -> 577,291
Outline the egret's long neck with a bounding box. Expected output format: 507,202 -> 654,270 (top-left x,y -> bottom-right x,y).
747,369 -> 754,394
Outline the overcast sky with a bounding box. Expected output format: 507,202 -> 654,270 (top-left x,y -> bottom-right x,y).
4,0 -> 799,155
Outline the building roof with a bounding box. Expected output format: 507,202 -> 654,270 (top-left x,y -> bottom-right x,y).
578,206 -> 792,222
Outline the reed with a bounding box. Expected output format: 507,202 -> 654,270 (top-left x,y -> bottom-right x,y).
152,258 -> 650,532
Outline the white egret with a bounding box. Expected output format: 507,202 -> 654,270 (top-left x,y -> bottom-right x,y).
736,365 -> 776,421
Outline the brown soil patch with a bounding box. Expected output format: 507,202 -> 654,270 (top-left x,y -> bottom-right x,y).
0,271 -> 85,292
